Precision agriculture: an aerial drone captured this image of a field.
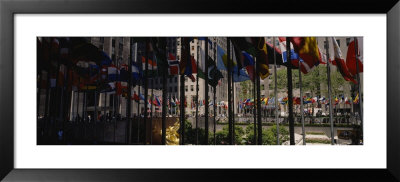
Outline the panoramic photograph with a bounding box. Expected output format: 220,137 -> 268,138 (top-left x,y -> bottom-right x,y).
36,37 -> 363,145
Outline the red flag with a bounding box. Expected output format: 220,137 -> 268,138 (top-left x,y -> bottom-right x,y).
168,53 -> 179,75
330,37 -> 357,84
346,37 -> 363,75
132,92 -> 140,101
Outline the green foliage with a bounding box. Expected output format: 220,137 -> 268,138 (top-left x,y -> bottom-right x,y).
243,125 -> 289,145
209,125 -> 246,145
305,138 -> 331,144
269,65 -> 348,97
183,120 -> 208,145
306,132 -> 325,135
239,80 -> 253,99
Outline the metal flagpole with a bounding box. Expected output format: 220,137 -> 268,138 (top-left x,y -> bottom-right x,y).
227,38 -> 233,145
326,37 -> 335,145
256,56 -> 262,145
286,37 -> 295,145
299,60 -> 306,145
273,37 -> 280,145
204,37 -> 209,145
253,56 -> 257,145
150,54 -> 154,145
144,38 -> 149,144
179,37 -> 186,145
231,42 -> 236,145
76,78 -> 80,122
213,38 -> 217,145
127,39 -> 133,144
195,39 -> 200,145
354,37 -> 363,143
94,69 -> 98,142
113,90 -> 116,143
161,39 -> 167,145
137,79 -> 141,143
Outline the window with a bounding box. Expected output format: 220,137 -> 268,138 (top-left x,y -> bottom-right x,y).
100,37 -> 104,43
175,86 -> 178,92
174,77 -> 177,83
185,85 -> 188,92
346,38 -> 351,46
169,77 -> 172,83
112,39 -> 115,47
261,84 -> 265,90
169,87 -> 172,92
191,85 -> 194,92
192,46 -> 194,51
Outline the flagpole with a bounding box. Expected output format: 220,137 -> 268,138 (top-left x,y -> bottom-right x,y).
195,39 -> 200,145
286,37 -> 295,145
354,37 -> 363,143
137,79 -> 141,143
256,56 -> 262,145
112,90 -> 115,143
253,55 -> 257,145
75,78 -> 79,122
144,38 -> 149,145
231,42 -> 236,145
94,67 -> 98,142
213,38 -> 217,145
204,37 -> 209,145
299,59 -> 306,145
226,37 -> 233,145
326,37 -> 335,145
161,39 -> 168,145
150,54 -> 154,145
273,37 -> 280,145
179,37 -> 186,145
127,39 -> 133,144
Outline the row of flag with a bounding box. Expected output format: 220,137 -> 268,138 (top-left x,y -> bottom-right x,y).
37,37 -> 363,112
239,94 -> 360,109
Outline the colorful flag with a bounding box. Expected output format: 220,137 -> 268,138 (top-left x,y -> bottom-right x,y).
167,53 -> 180,75
153,96 -> 161,107
346,37 -> 363,75
131,61 -> 142,83
278,37 -> 303,65
353,93 -> 359,104
140,93 -> 145,101
107,65 -> 119,81
132,92 -> 140,101
289,37 -> 321,74
329,37 -> 357,84
141,56 -> 158,76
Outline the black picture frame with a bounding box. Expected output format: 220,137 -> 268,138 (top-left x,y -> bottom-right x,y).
1,0 -> 399,181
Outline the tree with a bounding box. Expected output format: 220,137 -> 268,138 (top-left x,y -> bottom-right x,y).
244,124 -> 289,145
269,65 -> 348,97
209,125 -> 246,145
239,80 -> 253,99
